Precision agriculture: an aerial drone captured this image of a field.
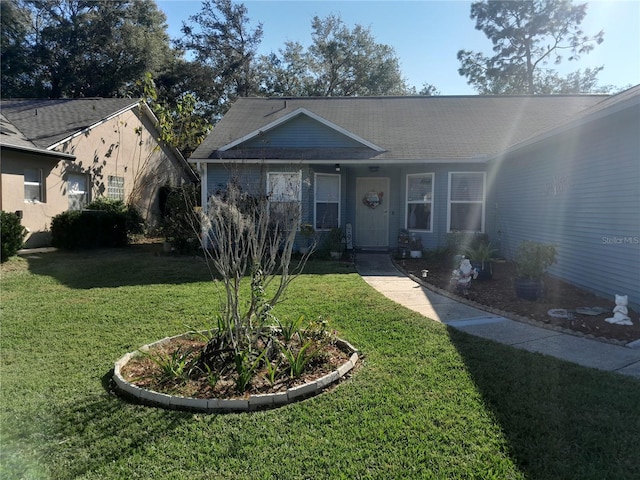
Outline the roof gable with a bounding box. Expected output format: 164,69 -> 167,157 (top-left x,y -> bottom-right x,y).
0,98 -> 138,149
220,108 -> 384,152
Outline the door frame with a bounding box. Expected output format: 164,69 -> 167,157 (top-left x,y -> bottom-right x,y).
355,176 -> 390,249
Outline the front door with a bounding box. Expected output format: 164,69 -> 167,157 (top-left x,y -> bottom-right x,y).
355,177 -> 389,248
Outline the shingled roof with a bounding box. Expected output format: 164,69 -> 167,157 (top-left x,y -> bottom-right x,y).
191,94 -> 607,162
0,98 -> 138,149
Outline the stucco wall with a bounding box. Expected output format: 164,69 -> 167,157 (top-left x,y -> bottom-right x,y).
2,106 -> 192,248
1,152 -> 62,247
53,106 -> 190,230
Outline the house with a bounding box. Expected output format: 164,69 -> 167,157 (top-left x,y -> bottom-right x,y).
190,86 -> 639,309
1,98 -> 197,247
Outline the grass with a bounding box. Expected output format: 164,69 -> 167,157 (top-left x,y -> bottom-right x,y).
1,245 -> 640,479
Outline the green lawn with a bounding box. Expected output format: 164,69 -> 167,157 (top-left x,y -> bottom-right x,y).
2,246 -> 639,479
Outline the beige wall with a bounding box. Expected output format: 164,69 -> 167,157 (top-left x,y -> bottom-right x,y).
1,152 -> 62,247
2,105 -> 192,248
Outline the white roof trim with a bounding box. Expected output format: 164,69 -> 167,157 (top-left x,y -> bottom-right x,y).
199,157 -> 490,165
218,107 -> 386,152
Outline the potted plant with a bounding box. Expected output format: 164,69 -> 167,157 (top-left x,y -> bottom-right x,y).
299,224 -> 315,255
409,234 -> 423,259
513,241 -> 557,300
465,242 -> 498,280
325,227 -> 344,260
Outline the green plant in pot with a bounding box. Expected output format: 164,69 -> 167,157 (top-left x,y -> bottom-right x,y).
513,241 -> 557,300
465,242 -> 498,280
299,224 -> 315,255
325,227 -> 344,260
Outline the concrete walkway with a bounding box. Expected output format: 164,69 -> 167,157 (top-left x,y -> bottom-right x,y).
355,253 -> 640,380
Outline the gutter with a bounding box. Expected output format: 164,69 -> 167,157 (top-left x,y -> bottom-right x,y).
1,142 -> 76,160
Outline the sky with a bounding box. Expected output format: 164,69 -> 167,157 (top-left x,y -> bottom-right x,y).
156,0 -> 640,95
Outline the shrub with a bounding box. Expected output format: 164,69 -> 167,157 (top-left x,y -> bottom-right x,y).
1,211 -> 27,262
514,241 -> 557,280
86,198 -> 144,235
51,209 -> 128,250
160,185 -> 200,254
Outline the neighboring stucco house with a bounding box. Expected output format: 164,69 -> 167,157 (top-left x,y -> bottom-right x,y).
1,98 -> 197,247
190,85 -> 639,309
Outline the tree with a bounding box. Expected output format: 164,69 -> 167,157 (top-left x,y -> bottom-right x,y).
175,0 -> 263,116
1,0 -> 175,98
258,14 -> 410,97
134,72 -> 212,158
457,0 -> 605,94
0,0 -> 34,97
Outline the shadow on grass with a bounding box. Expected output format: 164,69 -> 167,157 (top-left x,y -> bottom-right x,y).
21,245 -> 356,290
39,393 -> 194,479
447,326 -> 640,480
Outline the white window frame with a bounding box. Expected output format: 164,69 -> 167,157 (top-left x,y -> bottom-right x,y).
24,168 -> 44,203
107,175 -> 125,201
67,173 -> 89,210
267,170 -> 302,219
314,173 -> 341,231
447,172 -> 486,233
405,173 -> 434,233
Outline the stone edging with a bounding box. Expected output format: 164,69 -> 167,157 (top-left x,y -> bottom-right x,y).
113,334 -> 359,413
391,257 -> 632,348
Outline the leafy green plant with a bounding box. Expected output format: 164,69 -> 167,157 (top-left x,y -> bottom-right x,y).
324,227 -> 344,253
514,241 -> 557,280
262,358 -> 281,387
281,340 -> 317,379
234,349 -> 266,393
1,211 -> 27,262
465,242 -> 498,268
276,315 -> 306,343
137,345 -> 195,384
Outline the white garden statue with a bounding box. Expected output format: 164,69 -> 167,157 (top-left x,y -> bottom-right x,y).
451,257 -> 478,296
605,294 -> 633,326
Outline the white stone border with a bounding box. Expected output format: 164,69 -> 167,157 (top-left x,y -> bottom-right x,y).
113,334 -> 359,413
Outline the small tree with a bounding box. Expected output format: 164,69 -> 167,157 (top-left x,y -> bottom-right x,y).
197,176 -> 315,380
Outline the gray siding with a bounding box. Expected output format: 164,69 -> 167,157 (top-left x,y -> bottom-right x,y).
342,163 -> 490,250
490,107 -> 640,309
243,115 -> 364,149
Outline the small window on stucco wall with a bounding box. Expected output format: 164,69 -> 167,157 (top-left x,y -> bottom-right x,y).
448,172 -> 485,232
24,168 -> 43,203
108,175 -> 125,201
68,173 -> 89,210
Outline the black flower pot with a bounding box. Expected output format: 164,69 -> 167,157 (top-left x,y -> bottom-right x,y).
471,261 -> 493,280
514,279 -> 543,301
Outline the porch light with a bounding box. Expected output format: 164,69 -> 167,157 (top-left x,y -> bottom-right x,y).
421,269 -> 429,279
335,164 -> 341,172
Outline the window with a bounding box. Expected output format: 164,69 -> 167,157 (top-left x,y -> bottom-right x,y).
448,172 -> 485,232
108,175 -> 125,200
314,173 -> 340,230
24,168 -> 43,202
68,173 -> 89,210
267,171 -> 301,225
406,173 -> 433,231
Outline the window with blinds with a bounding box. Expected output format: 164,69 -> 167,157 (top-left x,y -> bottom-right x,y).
448,172 -> 485,232
406,173 -> 433,231
314,173 -> 340,230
